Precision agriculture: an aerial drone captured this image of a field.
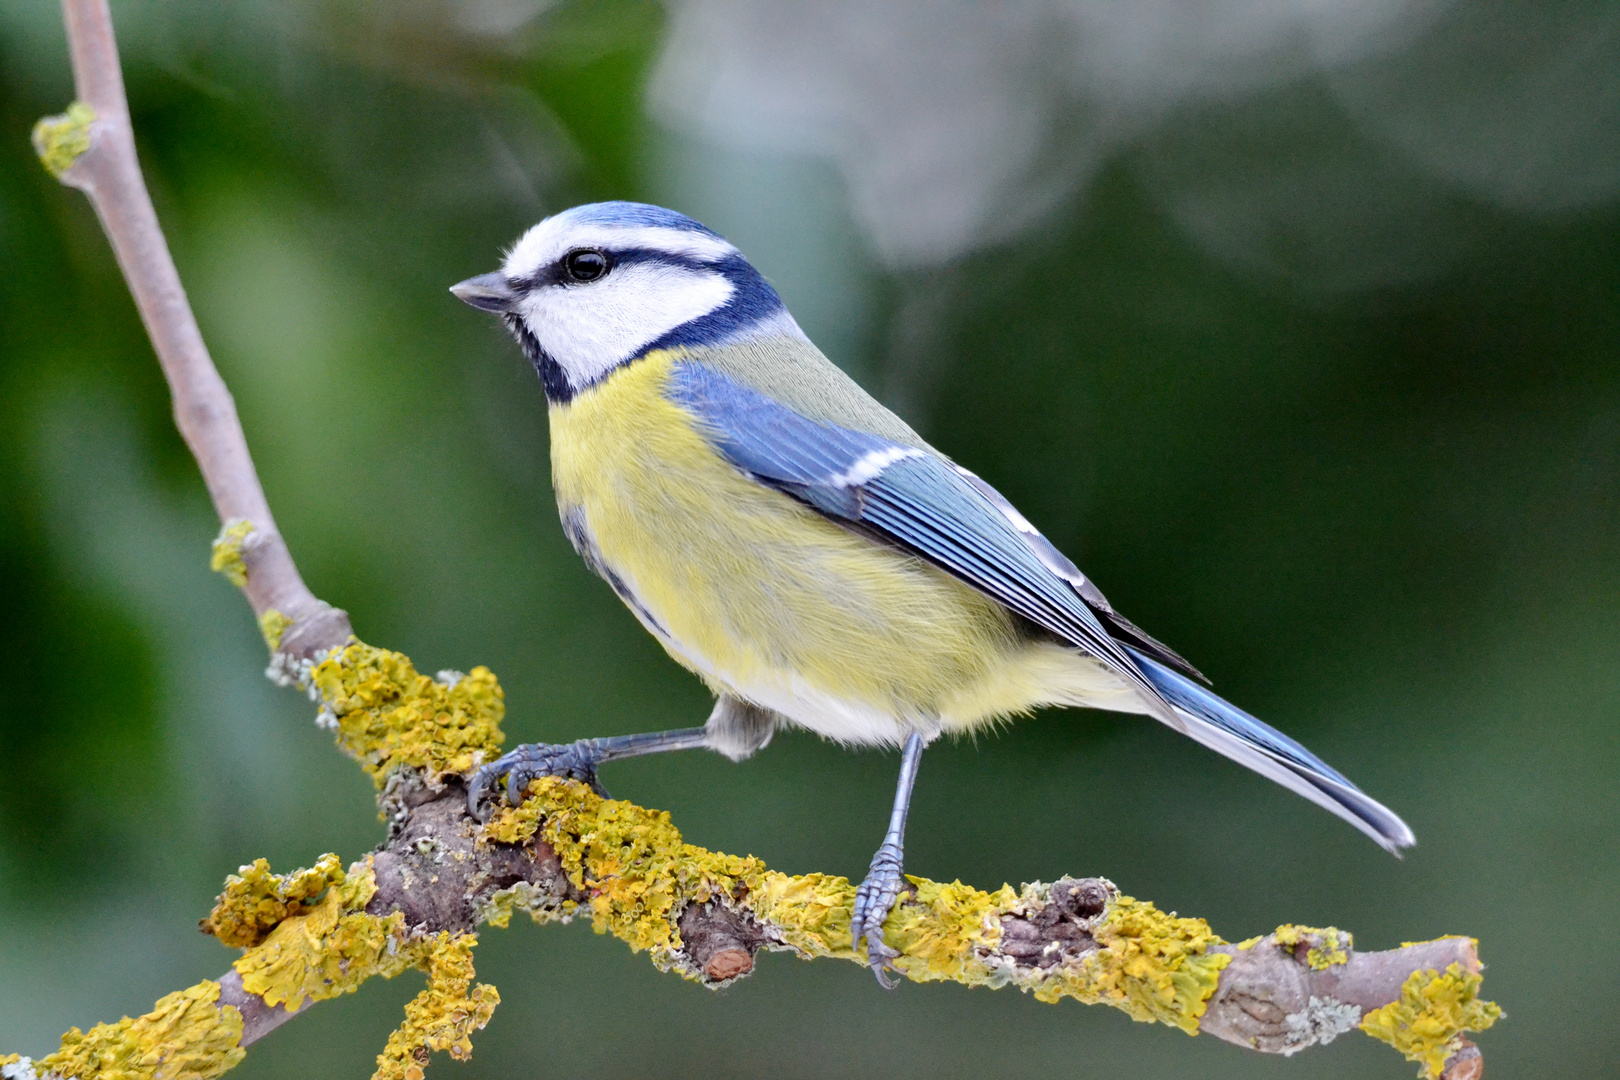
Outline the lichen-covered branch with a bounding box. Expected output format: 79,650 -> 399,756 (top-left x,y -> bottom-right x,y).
31,0 -> 349,660
0,644 -> 1499,1080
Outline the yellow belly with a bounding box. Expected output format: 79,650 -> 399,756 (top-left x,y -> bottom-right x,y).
548,350 -> 1134,744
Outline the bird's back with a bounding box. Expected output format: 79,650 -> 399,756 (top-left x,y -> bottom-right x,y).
695,335 -> 932,449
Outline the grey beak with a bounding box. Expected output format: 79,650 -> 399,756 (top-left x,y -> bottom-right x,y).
450,271 -> 516,313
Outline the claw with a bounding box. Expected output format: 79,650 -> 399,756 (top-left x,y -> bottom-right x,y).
466,740 -> 607,820
466,759 -> 503,821
851,841 -> 907,987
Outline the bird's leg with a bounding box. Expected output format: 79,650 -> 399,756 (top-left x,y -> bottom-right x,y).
467,727 -> 710,819
852,732 -> 926,988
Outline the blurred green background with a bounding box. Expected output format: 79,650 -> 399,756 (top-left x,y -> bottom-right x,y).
2,1 -> 1616,1076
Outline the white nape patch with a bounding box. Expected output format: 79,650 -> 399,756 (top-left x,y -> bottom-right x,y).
831,446 -> 923,487
515,261 -> 735,390
503,220 -> 736,283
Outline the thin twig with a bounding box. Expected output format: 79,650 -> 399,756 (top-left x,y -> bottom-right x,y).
29,0 -> 351,1060
45,0 -> 349,659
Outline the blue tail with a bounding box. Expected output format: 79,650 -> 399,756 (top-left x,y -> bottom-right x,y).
1126,648 -> 1415,854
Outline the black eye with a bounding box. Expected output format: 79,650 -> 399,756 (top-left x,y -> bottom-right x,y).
563,249 -> 610,282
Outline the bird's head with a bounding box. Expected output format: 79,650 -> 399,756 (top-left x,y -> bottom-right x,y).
452,202 -> 802,401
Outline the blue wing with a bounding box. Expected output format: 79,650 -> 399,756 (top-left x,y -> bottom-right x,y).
666,361 -> 1180,727
666,361 -> 1415,853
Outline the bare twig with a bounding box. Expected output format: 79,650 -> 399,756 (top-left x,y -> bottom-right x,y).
215,972 -> 308,1048
24,0 -> 353,1065
38,0 -> 349,659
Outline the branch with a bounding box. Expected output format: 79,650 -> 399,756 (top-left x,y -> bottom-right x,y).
31,0 -> 350,660
18,3 -> 1501,1079
2,644 -> 1502,1080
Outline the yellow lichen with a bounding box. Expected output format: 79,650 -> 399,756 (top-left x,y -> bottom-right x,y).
201,854 -> 345,948
1273,924 -> 1352,970
257,609 -> 292,652
223,858 -> 497,1079
488,778 -> 1013,978
752,870 -> 1018,984
40,979 -> 244,1080
480,790 -> 547,847
374,935 -> 498,1080
11,635 -> 1498,1079
308,643 -> 505,787
32,101 -> 95,179
1029,895 -> 1231,1033
209,520 -> 253,588
486,779 -> 872,972
1359,961 -> 1502,1079
888,878 -> 1017,985
513,777 -> 769,967
232,860 -> 402,1011
749,871 -> 858,960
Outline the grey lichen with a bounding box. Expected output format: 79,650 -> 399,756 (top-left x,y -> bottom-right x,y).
1282,995 -> 1363,1055
475,880 -> 575,929
1,1057 -> 41,1080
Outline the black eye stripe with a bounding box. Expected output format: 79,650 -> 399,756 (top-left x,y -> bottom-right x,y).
508,246 -> 734,292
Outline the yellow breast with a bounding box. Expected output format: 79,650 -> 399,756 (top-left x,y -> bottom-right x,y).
548,351 -> 1128,742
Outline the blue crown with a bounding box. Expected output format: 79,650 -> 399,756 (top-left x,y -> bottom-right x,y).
554,201 -> 724,239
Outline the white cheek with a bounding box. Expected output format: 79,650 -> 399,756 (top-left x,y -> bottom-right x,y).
520,264 -> 734,388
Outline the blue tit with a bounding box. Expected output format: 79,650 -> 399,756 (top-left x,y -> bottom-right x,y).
452,201 -> 1414,986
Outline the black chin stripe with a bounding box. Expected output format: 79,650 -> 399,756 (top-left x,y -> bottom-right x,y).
506,314 -> 573,403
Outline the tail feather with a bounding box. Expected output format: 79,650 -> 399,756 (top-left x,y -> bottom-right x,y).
1126,647 -> 1416,854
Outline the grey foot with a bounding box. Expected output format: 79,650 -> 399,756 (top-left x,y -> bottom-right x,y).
467,740 -> 609,819
851,842 -> 908,988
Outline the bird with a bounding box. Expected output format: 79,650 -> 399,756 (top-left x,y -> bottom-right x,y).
451,201 -> 1415,986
